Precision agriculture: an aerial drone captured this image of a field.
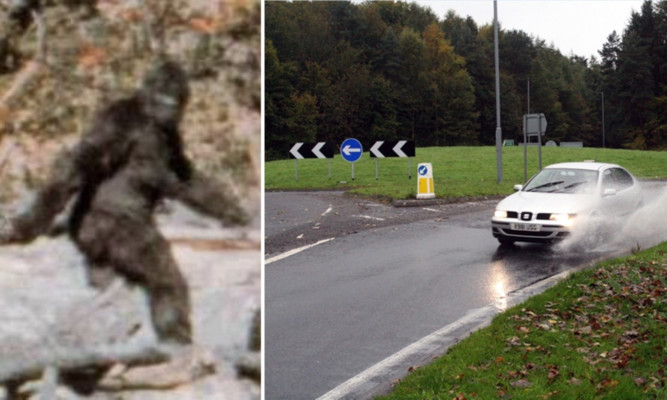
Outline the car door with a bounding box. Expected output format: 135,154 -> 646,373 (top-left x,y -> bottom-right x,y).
600,167 -> 636,216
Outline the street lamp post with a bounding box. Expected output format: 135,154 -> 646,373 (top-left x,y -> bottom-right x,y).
524,77 -> 530,182
494,0 -> 502,183
600,92 -> 605,148
527,77 -> 530,114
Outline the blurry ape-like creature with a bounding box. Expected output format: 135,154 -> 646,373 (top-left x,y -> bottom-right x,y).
0,59 -> 251,345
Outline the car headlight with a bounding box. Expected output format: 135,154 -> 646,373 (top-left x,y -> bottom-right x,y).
549,213 -> 576,227
494,210 -> 508,218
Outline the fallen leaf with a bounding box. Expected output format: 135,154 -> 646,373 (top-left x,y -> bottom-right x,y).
506,336 -> 521,346
577,326 -> 592,335
624,330 -> 639,338
598,378 -> 619,389
510,379 -> 532,388
548,367 -> 559,380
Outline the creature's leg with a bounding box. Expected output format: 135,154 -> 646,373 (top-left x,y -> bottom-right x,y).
77,213 -> 192,345
86,263 -> 116,289
115,225 -> 192,345
142,243 -> 192,345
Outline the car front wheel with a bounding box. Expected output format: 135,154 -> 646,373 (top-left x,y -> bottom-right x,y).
498,238 -> 515,246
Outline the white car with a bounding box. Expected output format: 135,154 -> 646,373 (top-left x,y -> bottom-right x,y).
491,162 -> 643,245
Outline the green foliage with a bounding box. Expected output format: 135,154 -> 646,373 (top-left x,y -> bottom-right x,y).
266,0 -> 667,155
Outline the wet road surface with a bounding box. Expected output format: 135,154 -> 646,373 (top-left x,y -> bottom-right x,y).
265,183 -> 666,400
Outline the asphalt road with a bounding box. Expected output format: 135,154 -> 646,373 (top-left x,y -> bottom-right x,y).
265,184 -> 666,400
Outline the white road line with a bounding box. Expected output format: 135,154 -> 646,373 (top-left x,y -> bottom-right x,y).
265,238 -> 335,265
422,207 -> 440,212
321,206 -> 333,216
354,215 -> 385,221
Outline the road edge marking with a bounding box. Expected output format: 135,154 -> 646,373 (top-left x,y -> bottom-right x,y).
265,238 -> 335,265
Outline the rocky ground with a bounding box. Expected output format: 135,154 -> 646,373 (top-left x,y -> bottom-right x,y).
0,202 -> 261,399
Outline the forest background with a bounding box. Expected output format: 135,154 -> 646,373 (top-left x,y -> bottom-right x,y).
265,0 -> 667,161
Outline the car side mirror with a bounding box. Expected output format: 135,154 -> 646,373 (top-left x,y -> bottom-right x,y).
513,184 -> 523,192
602,188 -> 617,197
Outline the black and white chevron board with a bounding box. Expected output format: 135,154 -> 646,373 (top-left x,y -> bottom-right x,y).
289,142 -> 334,181
369,140 -> 416,180
369,140 -> 415,158
289,142 -> 335,159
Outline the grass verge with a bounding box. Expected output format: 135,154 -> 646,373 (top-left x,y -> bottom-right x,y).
266,146 -> 667,200
376,242 -> 667,400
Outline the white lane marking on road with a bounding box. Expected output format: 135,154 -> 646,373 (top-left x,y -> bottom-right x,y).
265,238 -> 335,265
422,207 -> 440,212
354,215 -> 385,221
321,206 -> 333,216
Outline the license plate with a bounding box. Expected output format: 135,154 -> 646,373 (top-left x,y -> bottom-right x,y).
511,223 -> 541,232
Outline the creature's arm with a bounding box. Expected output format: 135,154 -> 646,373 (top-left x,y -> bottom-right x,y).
159,125 -> 252,226
172,170 -> 252,227
0,107 -> 125,244
0,147 -> 80,243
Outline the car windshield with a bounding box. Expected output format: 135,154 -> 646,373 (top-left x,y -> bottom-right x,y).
523,168 -> 598,194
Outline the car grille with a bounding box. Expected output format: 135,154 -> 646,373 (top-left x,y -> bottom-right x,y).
502,229 -> 555,237
505,212 -> 553,221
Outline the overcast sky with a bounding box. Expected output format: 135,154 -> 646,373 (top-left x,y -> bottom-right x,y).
411,0 -> 646,59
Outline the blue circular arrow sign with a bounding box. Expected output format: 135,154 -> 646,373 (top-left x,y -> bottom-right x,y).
418,165 -> 429,176
340,138 -> 363,163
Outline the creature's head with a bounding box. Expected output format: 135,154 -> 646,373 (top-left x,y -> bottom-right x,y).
140,59 -> 190,126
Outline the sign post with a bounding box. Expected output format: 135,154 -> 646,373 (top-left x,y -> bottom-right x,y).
340,138 -> 363,180
522,113 -> 548,181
